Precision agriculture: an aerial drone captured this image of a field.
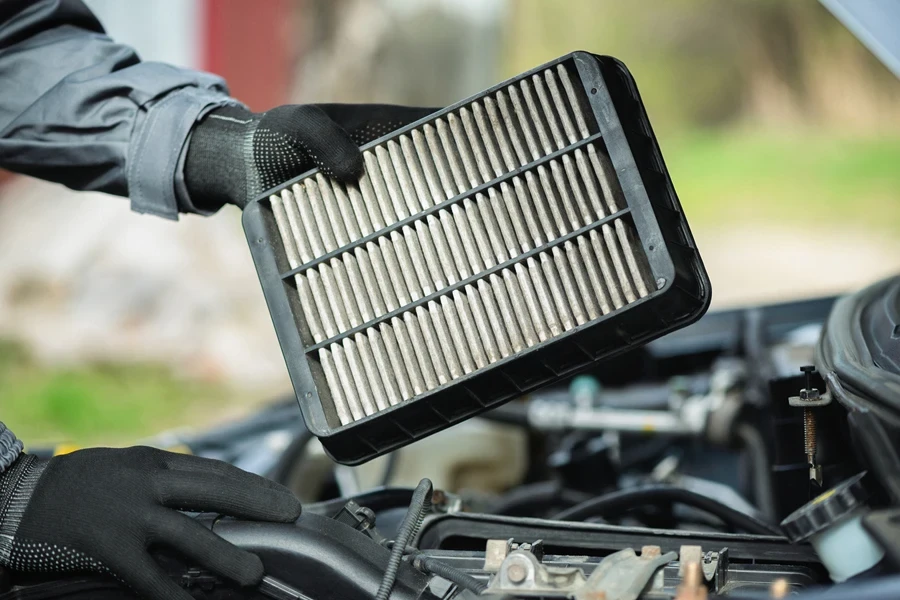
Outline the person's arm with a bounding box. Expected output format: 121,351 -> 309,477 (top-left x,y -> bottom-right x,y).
0,0 -> 237,219
0,0 -> 436,219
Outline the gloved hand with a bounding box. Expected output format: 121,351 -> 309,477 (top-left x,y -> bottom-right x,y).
184,103 -> 436,211
0,447 -> 302,600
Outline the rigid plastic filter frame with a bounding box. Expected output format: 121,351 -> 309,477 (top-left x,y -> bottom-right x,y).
243,52 -> 711,464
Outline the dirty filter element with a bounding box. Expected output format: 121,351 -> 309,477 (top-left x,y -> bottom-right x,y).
243,52 -> 711,464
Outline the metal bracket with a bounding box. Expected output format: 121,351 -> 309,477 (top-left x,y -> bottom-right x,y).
788,389 -> 832,407
486,548 -> 587,596
575,548 -> 676,600
485,544 -> 674,600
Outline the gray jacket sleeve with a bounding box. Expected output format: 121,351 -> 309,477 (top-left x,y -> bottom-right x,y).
0,0 -> 241,219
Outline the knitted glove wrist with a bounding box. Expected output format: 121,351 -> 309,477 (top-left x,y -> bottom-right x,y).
0,455 -> 45,567
184,103 -> 435,211
0,423 -> 23,474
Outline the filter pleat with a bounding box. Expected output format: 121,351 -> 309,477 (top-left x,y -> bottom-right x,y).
319,348 -> 352,425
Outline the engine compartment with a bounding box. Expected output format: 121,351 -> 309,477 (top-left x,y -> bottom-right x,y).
3,280 -> 899,599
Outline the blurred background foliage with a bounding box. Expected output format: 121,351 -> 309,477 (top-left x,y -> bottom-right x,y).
505,0 -> 900,232
0,339 -> 239,446
4,0 -> 900,447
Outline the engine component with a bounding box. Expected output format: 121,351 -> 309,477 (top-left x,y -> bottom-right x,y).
426,542 -> 821,598
243,51 -> 710,464
550,485 -> 779,536
863,508 -> 900,570
526,359 -> 742,437
781,472 -> 885,582
484,541 -> 675,600
675,561 -> 707,600
787,365 -> 832,485
817,276 -> 900,423
417,512 -> 819,568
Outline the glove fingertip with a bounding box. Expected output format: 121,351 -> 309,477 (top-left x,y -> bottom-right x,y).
328,148 -> 364,183
272,492 -> 303,522
231,551 -> 265,587
252,488 -> 302,523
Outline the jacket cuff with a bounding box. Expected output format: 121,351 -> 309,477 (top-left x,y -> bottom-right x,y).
127,86 -> 242,220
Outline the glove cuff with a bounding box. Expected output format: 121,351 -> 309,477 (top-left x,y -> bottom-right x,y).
0,455 -> 47,566
184,105 -> 258,211
0,424 -> 23,474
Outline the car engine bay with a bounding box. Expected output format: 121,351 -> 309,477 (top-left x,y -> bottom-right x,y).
5,5 -> 900,595
4,276 -> 899,600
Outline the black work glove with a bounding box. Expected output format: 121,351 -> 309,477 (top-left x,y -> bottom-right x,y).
0,447 -> 302,600
184,103 -> 436,211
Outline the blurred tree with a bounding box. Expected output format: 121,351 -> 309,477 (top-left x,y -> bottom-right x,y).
503,0 -> 900,132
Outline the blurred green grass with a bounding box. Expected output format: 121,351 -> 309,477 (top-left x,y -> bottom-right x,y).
3,129 -> 900,446
0,339 -> 237,448
661,130 -> 900,232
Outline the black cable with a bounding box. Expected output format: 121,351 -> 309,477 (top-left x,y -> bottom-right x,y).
490,481 -> 592,516
735,424 -> 776,520
411,554 -> 488,595
376,478 -> 433,600
551,485 -> 781,536
304,488 -> 415,516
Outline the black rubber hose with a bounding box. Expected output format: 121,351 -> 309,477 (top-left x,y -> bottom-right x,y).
376,478 -> 433,600
735,423 -> 777,521
304,488 -> 415,516
412,554 -> 487,595
551,485 -> 781,536
490,481 -> 592,516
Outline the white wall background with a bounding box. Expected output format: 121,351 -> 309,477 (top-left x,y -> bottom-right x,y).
83,0 -> 203,68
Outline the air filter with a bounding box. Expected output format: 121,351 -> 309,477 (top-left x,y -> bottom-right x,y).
243,52 -> 711,464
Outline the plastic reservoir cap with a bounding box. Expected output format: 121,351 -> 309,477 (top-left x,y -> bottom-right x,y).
781,472 -> 870,542
781,472 -> 885,582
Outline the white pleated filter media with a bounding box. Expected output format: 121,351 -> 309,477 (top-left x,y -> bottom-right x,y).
268,63 -> 653,427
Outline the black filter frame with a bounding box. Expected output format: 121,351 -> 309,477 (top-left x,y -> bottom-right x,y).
242,52 -> 712,464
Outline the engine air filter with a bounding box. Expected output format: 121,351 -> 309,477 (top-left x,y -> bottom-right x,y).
243,52 -> 711,464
